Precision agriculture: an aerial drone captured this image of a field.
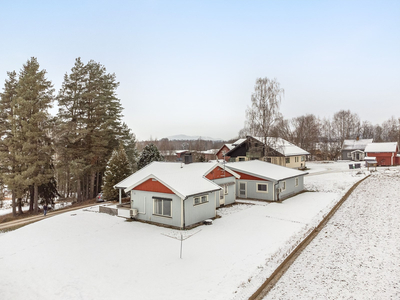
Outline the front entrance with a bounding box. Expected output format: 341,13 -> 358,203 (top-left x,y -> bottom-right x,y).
219,189 -> 225,205
239,182 -> 247,198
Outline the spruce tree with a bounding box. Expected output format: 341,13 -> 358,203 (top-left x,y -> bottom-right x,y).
120,122 -> 139,172
102,143 -> 132,201
137,143 -> 164,170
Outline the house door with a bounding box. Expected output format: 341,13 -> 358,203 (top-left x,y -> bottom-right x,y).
239,182 -> 247,198
219,189 -> 225,205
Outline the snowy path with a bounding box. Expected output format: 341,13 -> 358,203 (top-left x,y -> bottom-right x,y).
263,170 -> 400,300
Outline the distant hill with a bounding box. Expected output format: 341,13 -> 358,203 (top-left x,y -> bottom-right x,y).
166,134 -> 223,141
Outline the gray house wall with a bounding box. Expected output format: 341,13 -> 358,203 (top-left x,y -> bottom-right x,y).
213,177 -> 236,207
184,191 -> 218,226
277,176 -> 305,200
236,176 -> 305,201
130,190 -> 182,227
236,179 -> 274,201
130,190 -> 218,228
342,150 -> 352,160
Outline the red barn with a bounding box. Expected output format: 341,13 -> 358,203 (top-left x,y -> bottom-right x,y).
364,142 -> 399,166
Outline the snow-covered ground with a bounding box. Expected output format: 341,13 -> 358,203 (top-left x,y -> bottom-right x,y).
264,168 -> 400,300
0,162 -> 380,300
0,200 -> 72,216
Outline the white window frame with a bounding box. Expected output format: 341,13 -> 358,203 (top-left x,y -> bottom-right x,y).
194,194 -> 209,206
285,157 -> 290,164
281,181 -> 286,191
256,183 -> 268,193
153,198 -> 172,218
295,156 -> 299,163
295,177 -> 299,187
224,185 -> 228,195
301,156 -> 305,162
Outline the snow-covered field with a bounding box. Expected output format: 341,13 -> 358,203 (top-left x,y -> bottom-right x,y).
264,168 -> 400,300
0,162 -> 380,300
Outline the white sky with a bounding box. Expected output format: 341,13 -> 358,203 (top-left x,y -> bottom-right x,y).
0,0 -> 399,141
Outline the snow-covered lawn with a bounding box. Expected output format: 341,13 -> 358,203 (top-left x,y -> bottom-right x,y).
264,169 -> 400,300
0,163 -> 371,300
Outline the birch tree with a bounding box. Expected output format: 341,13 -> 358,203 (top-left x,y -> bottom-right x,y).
244,77 -> 284,156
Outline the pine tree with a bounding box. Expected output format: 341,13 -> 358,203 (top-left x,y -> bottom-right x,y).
102,143 -> 132,201
0,71 -> 21,215
56,58 -> 125,201
14,57 -> 55,213
137,143 -> 164,170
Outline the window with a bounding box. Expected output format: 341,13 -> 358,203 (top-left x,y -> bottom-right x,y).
295,157 -> 299,163
224,185 -> 228,195
285,157 -> 290,164
238,157 -> 246,162
194,195 -> 208,205
153,198 -> 172,217
281,181 -> 286,191
301,156 -> 305,162
295,177 -> 299,187
266,157 -> 272,163
257,183 -> 268,193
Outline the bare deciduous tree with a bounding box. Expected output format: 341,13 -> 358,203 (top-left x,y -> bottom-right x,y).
332,110 -> 361,144
291,114 -> 320,158
243,77 -> 284,156
360,121 -> 374,139
381,116 -> 399,143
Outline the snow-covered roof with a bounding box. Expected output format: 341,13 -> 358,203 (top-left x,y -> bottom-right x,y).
115,162 -> 231,199
175,150 -> 188,154
228,136 -> 309,157
200,149 -> 218,155
226,160 -> 308,182
342,139 -> 373,151
364,156 -> 376,161
232,139 -> 246,146
364,142 -> 398,153
256,137 -> 310,156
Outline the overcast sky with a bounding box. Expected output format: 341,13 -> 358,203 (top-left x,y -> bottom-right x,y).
1,0 -> 399,141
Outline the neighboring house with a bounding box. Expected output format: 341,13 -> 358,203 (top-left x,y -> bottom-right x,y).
341,138 -> 373,161
225,136 -> 309,169
364,142 -> 399,166
226,160 -> 308,201
199,149 -> 219,161
114,161 -> 239,229
216,144 -> 234,161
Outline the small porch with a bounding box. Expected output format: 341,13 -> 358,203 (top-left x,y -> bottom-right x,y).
351,150 -> 365,161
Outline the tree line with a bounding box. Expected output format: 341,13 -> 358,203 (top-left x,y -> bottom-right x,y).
241,77 -> 400,160
0,57 -> 138,216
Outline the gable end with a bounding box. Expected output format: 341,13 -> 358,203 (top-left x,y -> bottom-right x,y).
133,178 -> 175,194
